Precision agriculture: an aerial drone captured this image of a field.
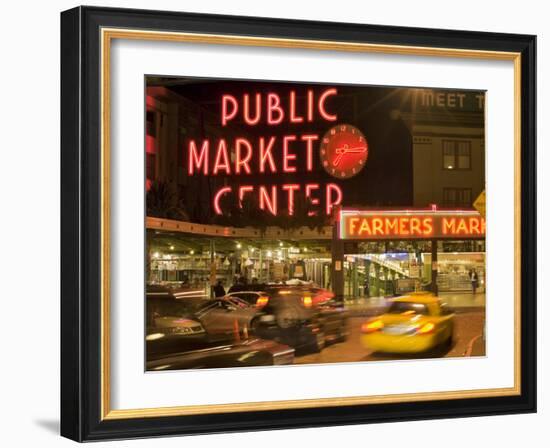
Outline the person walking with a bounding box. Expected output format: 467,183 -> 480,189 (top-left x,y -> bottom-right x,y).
470,269 -> 479,294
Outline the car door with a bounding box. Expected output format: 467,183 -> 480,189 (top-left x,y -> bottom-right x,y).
196,300 -> 236,338
224,297 -> 259,330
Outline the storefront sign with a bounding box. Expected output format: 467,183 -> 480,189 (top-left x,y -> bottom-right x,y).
339,209 -> 485,240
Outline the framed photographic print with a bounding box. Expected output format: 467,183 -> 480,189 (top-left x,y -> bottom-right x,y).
60,6 -> 536,441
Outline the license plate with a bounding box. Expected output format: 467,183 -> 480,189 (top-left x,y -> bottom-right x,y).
382,325 -> 414,335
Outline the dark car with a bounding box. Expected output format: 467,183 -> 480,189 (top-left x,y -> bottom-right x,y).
227,285 -> 349,348
146,284 -> 209,340
146,333 -> 295,370
192,294 -> 323,353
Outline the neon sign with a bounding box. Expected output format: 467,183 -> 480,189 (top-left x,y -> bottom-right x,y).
184,88 -> 354,216
339,209 -> 486,240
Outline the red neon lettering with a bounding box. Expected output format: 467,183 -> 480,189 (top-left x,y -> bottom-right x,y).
259,186 -> 278,215
238,185 -> 254,205
188,140 -> 209,175
282,184 -> 300,215
326,183 -> 343,215
212,139 -> 231,175
301,134 -> 318,172
243,93 -> 261,125
305,183 -> 320,216
267,93 -> 284,125
221,95 -> 238,126
318,88 -> 338,121
213,186 -> 232,215
259,136 -> 277,173
307,90 -> 314,122
289,91 -> 304,123
235,138 -> 252,174
283,135 -> 297,173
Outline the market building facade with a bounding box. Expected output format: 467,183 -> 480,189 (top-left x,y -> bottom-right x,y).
144,79 -> 486,300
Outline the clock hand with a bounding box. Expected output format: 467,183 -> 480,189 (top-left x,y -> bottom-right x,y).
333,144 -> 367,166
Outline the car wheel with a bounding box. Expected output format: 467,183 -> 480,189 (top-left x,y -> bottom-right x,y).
314,331 -> 326,353
444,324 -> 454,348
250,317 -> 261,336
336,327 -> 348,343
335,319 -> 349,343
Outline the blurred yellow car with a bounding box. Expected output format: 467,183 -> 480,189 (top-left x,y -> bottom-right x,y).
360,293 -> 455,354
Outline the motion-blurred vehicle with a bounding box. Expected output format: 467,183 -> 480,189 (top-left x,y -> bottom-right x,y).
146,332 -> 295,370
360,293 -> 455,354
227,286 -> 348,348
194,293 -> 324,352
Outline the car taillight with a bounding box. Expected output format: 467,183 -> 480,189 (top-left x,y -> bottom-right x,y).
361,320 -> 383,333
302,296 -> 313,308
417,322 -> 435,334
256,296 -> 269,308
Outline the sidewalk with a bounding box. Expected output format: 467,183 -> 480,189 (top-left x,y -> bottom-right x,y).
343,292 -> 485,316
439,292 -> 486,309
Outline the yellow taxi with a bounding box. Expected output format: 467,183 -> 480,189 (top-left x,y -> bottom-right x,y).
360,293 -> 455,354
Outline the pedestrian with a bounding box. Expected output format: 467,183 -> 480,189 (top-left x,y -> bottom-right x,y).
213,280 -> 226,298
470,269 -> 479,294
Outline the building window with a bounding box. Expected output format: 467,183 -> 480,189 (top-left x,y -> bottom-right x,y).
443,188 -> 472,207
442,140 -> 471,170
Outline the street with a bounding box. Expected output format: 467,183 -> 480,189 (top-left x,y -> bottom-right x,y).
295,309 -> 485,364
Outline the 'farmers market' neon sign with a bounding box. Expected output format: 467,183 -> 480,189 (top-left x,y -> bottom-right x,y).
339,209 -> 486,240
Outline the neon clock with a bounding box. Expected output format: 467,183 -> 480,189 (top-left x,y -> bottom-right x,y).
319,124 -> 368,179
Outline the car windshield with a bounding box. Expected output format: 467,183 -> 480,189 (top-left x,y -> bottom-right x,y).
387,301 -> 429,316
147,297 -> 203,318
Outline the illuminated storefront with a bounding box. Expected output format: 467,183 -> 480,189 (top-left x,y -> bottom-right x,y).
334,208 -> 485,297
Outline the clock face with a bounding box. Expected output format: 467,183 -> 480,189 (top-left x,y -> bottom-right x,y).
319,124 -> 368,179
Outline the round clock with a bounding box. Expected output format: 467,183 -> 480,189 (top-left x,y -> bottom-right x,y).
319,124 -> 368,179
